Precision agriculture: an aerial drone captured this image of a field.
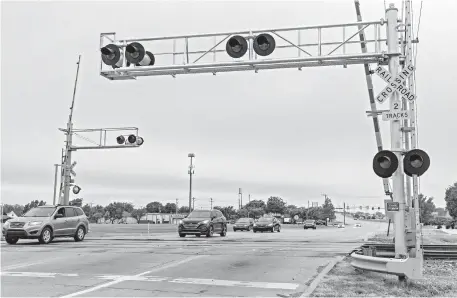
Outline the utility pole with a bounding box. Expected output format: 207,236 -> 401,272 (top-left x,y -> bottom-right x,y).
307,200 -> 310,220
386,4 -> 407,258
188,153 -> 195,214
343,202 -> 346,225
210,198 -> 213,209
239,188 -> 243,209
249,194 -> 251,203
175,198 -> 178,214
192,197 -> 196,211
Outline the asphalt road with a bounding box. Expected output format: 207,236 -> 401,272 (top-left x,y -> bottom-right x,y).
1,218 -> 387,297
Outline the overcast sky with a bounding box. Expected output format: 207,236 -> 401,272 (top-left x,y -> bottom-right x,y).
1,0 -> 456,210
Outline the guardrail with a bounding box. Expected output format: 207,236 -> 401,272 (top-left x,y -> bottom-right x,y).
360,244 -> 457,259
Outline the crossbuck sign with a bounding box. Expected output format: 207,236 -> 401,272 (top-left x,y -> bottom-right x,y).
374,64 -> 417,104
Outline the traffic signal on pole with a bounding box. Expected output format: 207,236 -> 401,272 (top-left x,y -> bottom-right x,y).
372,150 -> 399,178
403,149 -> 430,177
253,33 -> 276,56
72,185 -> 81,195
116,135 -> 144,146
101,44 -> 124,69
226,36 -> 248,58
125,42 -> 155,66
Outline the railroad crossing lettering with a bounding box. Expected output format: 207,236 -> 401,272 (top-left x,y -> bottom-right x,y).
382,110 -> 411,121
374,64 -> 417,104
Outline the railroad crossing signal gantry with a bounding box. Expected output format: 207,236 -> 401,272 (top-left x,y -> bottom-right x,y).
99,20 -> 393,80
98,1 -> 427,280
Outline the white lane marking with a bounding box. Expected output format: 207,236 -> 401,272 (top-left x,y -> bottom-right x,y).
2,261 -> 50,271
168,277 -> 300,290
1,272 -> 78,278
59,254 -> 204,298
94,274 -> 299,290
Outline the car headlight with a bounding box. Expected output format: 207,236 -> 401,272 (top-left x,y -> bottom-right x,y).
200,220 -> 209,225
178,220 -> 183,225
254,224 -> 257,227
4,221 -> 10,228
268,223 -> 273,227
28,221 -> 43,226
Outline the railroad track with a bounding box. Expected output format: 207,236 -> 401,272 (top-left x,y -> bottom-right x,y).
359,244 -> 457,259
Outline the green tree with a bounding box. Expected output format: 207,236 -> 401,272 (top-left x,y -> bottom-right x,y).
266,196 -> 286,214
2,204 -> 24,216
131,208 -> 147,224
146,201 -> 163,213
245,200 -> 266,209
104,202 -> 133,224
69,198 -> 83,207
163,203 -> 177,214
322,197 -> 336,220
23,200 -> 46,214
178,206 -> 190,214
445,182 -> 457,219
419,194 -> 436,224
303,207 -> 324,220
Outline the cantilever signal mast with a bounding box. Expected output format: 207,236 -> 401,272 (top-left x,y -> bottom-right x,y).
57,56 -> 146,205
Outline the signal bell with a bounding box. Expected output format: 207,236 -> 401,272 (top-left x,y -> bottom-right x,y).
101,44 -> 124,69
125,42 -> 155,66
226,35 -> 248,58
373,150 -> 398,178
253,33 -> 276,56
403,149 -> 430,177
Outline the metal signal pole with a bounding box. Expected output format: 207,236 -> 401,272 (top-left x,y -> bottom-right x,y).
386,4 -> 407,258
60,55 -> 81,206
188,153 -> 195,214
210,198 -> 213,209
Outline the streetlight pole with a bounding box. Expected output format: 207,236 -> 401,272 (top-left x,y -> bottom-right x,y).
210,198 -> 213,209
188,153 -> 195,214
176,198 -> 179,214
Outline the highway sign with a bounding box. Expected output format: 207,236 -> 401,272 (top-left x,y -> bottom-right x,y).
386,202 -> 400,212
374,64 -> 416,103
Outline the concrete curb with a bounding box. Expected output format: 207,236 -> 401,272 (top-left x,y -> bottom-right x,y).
300,256 -> 344,297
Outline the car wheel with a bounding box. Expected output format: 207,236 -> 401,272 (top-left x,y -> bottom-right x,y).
271,227 -> 274,233
233,229 -> 237,232
179,233 -> 186,237
253,230 -> 257,233
313,227 -> 316,230
39,227 -> 53,244
74,226 -> 86,242
5,237 -> 19,245
277,226 -> 281,232
247,226 -> 251,231
206,225 -> 214,237
220,225 -> 227,237
196,234 -> 201,237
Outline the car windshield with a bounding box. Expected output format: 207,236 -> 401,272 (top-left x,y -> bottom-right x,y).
187,211 -> 211,218
305,220 -> 315,223
258,218 -> 273,223
236,218 -> 250,223
22,207 -> 56,217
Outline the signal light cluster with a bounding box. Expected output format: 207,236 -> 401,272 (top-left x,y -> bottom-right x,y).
116,134 -> 144,146
101,33 -> 277,69
373,149 -> 430,178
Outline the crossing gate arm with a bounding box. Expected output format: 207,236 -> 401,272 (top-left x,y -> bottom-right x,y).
350,252 -> 422,279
